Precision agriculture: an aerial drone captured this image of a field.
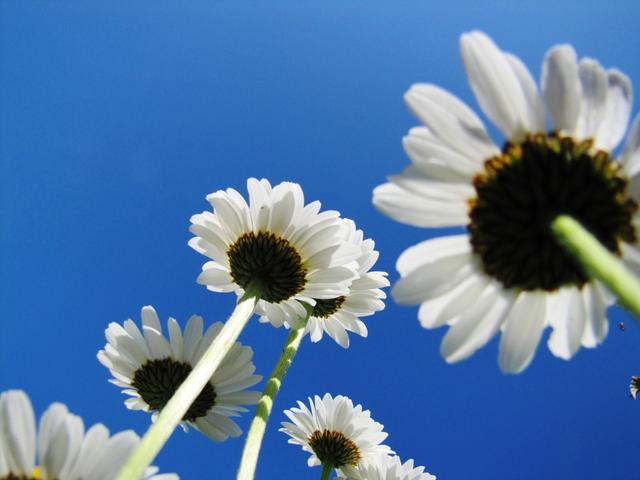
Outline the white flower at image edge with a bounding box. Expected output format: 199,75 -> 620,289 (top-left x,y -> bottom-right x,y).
339,454 -> 436,480
259,218 -> 389,348
280,393 -> 392,471
190,178 -> 361,328
98,306 -> 261,442
0,390 -> 176,480
373,30 -> 640,373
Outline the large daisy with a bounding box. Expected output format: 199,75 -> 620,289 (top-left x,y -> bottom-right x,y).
98,306 -> 262,442
280,393 -> 392,471
373,31 -> 640,373
259,219 -> 389,347
339,454 -> 436,480
189,178 -> 361,328
0,389 -> 176,480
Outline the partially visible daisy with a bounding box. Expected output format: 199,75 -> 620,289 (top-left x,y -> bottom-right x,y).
0,389 -> 176,480
630,376 -> 640,399
373,30 -> 640,373
339,455 -> 436,480
280,393 -> 392,471
98,306 -> 261,442
189,178 -> 361,328
259,219 -> 389,347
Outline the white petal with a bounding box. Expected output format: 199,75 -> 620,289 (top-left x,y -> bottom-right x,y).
541,44 -> 581,132
498,291 -> 547,374
547,288 -> 586,360
596,69 -> 632,151
460,31 -> 534,139
574,58 -> 608,142
396,235 -> 470,276
417,273 -> 486,329
581,282 -> 609,348
197,263 -> 236,291
0,390 -> 36,474
504,53 -> 545,133
404,83 -> 499,161
619,114 -> 640,178
393,252 -> 474,305
441,283 -> 512,363
373,182 -> 470,228
403,127 -> 481,181
141,306 -> 162,333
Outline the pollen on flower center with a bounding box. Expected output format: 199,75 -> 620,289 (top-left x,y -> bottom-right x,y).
312,296 -> 346,318
227,231 -> 308,303
308,429 -> 362,467
131,358 -> 216,422
468,133 -> 638,291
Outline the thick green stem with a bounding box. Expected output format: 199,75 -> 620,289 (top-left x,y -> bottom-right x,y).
320,463 -> 334,480
551,215 -> 640,319
115,290 -> 259,480
236,315 -> 309,480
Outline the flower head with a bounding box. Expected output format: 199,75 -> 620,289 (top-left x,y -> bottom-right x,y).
98,306 -> 261,442
260,219 -> 389,347
280,393 -> 392,470
339,455 -> 436,480
373,30 -> 640,373
190,178 -> 361,328
0,389 -> 176,480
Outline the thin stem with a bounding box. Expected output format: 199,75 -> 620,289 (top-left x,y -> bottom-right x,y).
320,463 -> 333,480
236,314 -> 310,480
551,215 -> 640,319
115,289 -> 260,480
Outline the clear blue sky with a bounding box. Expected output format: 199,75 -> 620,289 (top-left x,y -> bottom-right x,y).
1,1 -> 639,478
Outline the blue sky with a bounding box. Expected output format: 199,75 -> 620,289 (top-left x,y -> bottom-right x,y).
2,1 -> 639,478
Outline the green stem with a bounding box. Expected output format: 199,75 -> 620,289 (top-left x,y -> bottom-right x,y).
115,289 -> 260,480
320,463 -> 333,480
551,215 -> 640,318
236,315 -> 310,480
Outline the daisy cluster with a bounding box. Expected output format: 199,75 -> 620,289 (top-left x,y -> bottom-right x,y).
280,393 -> 436,479
5,25 -> 639,480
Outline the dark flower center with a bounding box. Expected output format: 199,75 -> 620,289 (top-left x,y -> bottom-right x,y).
227,231 -> 307,303
132,358 -> 216,422
469,133 -> 637,291
308,430 -> 361,467
312,297 -> 346,318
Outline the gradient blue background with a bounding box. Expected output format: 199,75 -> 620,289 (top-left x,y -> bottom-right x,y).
2,1 -> 639,478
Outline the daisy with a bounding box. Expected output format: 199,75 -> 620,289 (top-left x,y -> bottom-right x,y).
260,219 -> 389,347
0,389 -> 176,480
280,393 -> 392,471
373,30 -> 640,373
630,376 -> 640,399
98,306 -> 262,442
339,455 -> 436,480
189,178 -> 361,328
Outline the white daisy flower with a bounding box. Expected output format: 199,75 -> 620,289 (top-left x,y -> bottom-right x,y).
630,376 -> 640,400
189,178 -> 361,328
373,30 -> 640,373
280,393 -> 392,470
0,389 -> 176,480
260,219 -> 389,348
339,454 -> 436,480
98,306 -> 262,442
